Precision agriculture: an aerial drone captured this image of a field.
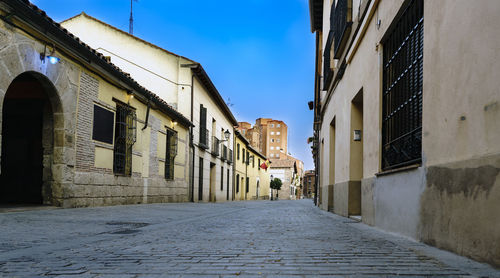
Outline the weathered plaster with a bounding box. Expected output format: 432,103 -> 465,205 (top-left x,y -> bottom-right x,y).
419,155 -> 500,267
373,167 -> 426,239
361,177 -> 375,226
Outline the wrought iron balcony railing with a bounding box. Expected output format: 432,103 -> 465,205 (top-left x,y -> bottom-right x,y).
228,149 -> 233,164
211,136 -> 220,156
323,30 -> 334,88
222,145 -> 228,161
332,0 -> 352,59
199,128 -> 209,149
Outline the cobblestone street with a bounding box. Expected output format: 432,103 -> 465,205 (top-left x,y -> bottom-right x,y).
0,200 -> 498,277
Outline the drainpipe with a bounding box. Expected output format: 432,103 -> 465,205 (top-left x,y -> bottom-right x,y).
190,72 -> 195,202
232,128 -> 236,201
180,63 -> 198,202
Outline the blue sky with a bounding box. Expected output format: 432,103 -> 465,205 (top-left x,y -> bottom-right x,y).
31,0 -> 315,170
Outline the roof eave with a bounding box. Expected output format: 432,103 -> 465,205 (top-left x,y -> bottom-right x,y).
3,0 -> 193,128
192,65 -> 238,126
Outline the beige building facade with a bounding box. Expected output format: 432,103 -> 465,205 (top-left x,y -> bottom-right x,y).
234,131 -> 270,201
0,1 -> 192,207
310,0 -> 500,267
61,13 -> 238,203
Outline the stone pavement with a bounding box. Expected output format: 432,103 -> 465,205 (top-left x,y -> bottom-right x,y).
0,200 -> 498,277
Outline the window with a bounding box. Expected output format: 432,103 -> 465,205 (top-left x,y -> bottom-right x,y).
270,153 -> 274,157
236,174 -> 240,193
242,149 -> 245,164
199,104 -> 208,149
270,146 -> 274,150
277,139 -> 280,143
246,177 -> 249,193
382,0 -> 424,170
113,102 -> 136,176
198,157 -> 204,200
271,139 -> 275,143
92,104 -> 114,144
258,159 -> 261,171
277,132 -> 280,135
277,124 -> 280,128
270,131 -> 275,135
270,124 -> 274,128
276,147 -> 280,150
220,166 -> 224,191
237,143 -> 240,160
165,128 -> 178,180
276,154 -> 280,158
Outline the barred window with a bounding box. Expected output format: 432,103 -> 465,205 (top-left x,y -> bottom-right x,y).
382,0 -> 423,170
113,102 -> 136,176
165,128 -> 178,180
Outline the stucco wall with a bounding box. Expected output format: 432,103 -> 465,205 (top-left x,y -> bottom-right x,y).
315,0 -> 500,266
418,0 -> 500,266
61,15 -> 192,113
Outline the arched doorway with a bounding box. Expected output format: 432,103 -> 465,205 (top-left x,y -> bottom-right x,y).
0,72 -> 58,205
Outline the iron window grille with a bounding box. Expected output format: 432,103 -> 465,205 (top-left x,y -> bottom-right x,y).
228,149 -> 233,164
382,0 -> 423,170
222,145 -> 228,161
165,128 -> 178,180
332,0 -> 352,58
113,103 -> 136,176
211,136 -> 220,156
323,31 -> 334,88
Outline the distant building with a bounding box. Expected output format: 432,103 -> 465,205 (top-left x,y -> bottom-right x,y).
303,170 -> 316,198
255,118 -> 288,159
236,122 -> 260,152
269,159 -> 299,200
234,131 -> 270,201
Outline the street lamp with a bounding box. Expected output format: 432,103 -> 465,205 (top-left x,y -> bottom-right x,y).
220,129 -> 231,143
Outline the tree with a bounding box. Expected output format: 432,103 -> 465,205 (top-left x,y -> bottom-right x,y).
270,178 -> 282,200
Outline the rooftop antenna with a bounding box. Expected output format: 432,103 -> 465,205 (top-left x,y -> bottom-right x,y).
129,0 -> 138,35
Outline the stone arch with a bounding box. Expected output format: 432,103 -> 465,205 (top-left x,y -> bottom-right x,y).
0,31 -> 80,206
0,71 -> 66,205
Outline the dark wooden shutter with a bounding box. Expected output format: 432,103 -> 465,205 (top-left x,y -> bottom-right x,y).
199,104 -> 207,148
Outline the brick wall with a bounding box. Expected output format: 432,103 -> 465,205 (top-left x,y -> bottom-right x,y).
75,72 -> 98,172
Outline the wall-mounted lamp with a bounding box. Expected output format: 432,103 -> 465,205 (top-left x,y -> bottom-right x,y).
308,101 -> 314,110
40,44 -> 60,64
219,129 -> 231,143
353,130 -> 362,141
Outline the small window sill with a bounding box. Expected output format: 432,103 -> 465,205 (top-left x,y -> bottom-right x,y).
375,163 -> 421,177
